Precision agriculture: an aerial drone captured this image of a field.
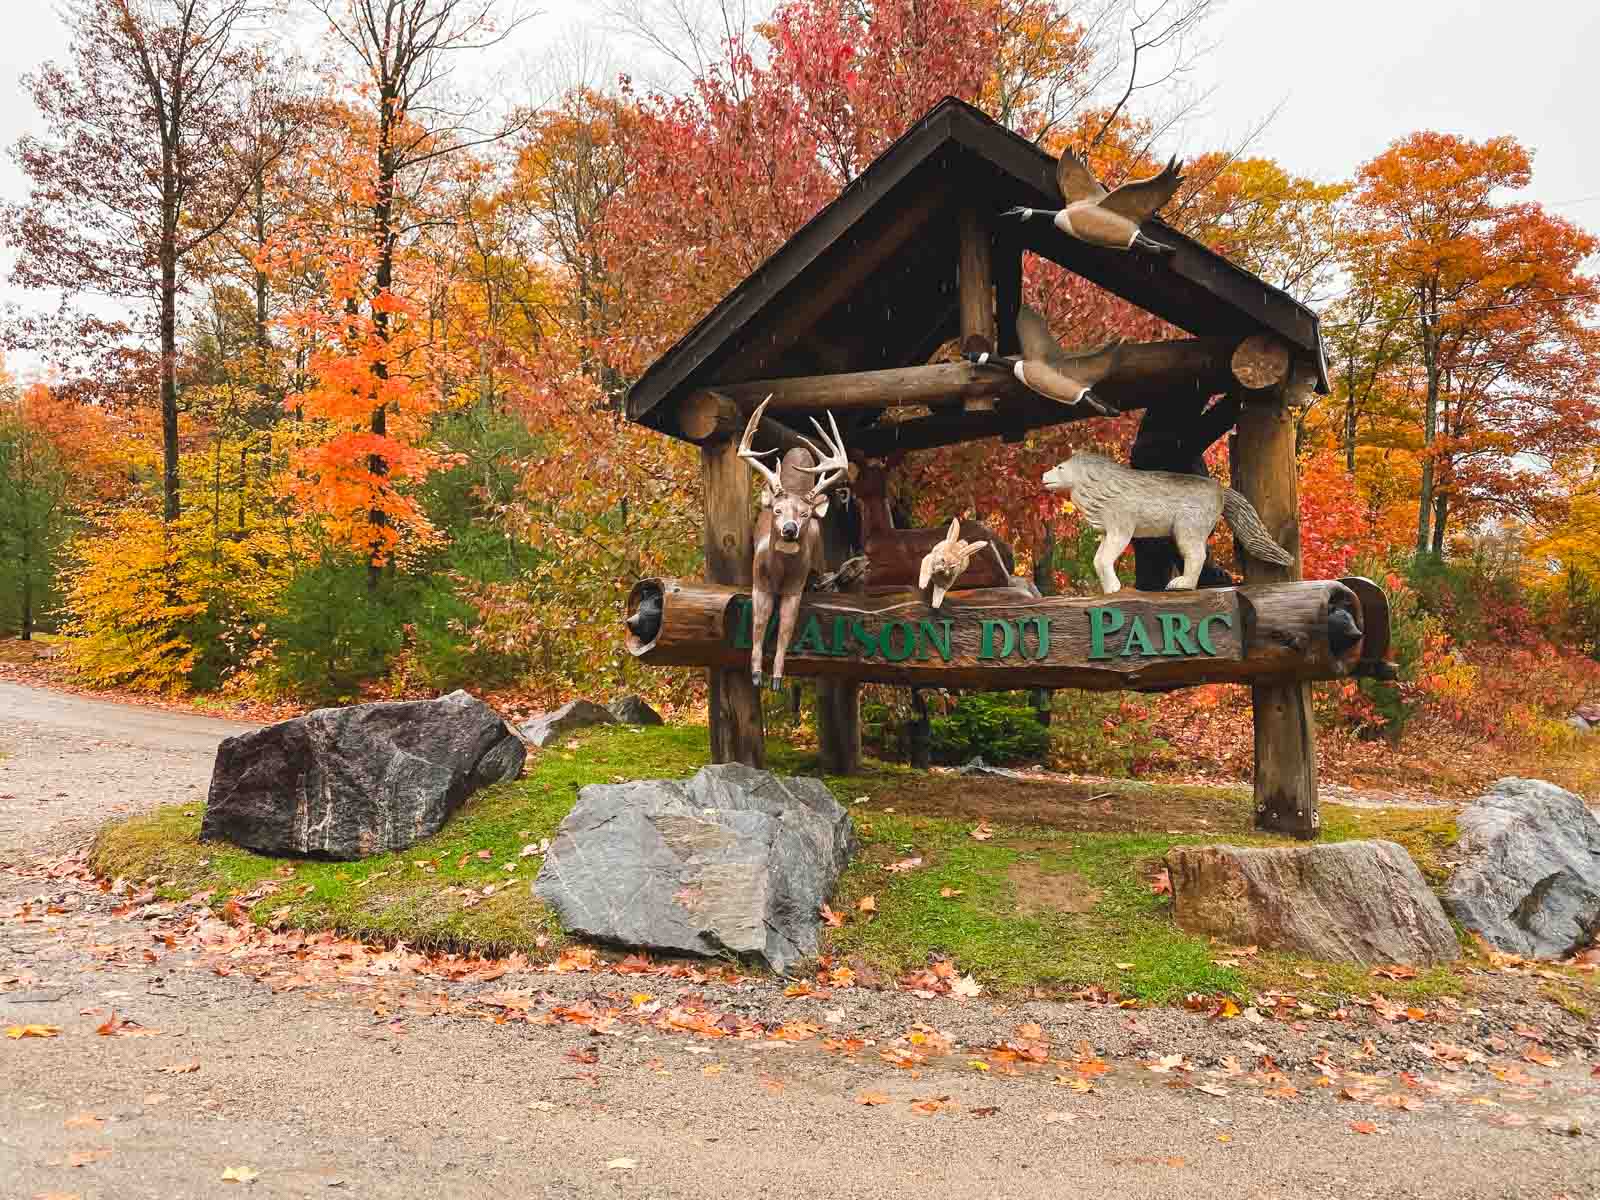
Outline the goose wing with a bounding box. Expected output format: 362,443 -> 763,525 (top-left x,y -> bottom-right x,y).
1055,148 -> 1107,206
1100,156 -> 1184,224
1016,305 -> 1121,380
1016,304 -> 1064,363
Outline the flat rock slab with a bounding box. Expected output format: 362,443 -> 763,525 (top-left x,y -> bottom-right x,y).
957,756 -> 1028,780
1442,777 -> 1600,960
202,690 -> 525,860
534,764 -> 855,972
1166,840 -> 1458,966
520,700 -> 617,748
608,695 -> 663,726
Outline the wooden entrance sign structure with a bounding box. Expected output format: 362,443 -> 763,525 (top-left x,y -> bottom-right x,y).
622,97 -> 1372,839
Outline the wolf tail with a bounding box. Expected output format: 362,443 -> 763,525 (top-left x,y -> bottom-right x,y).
1221,489 -> 1293,567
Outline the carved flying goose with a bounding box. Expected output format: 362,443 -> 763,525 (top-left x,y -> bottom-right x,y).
1005,150 -> 1184,255
964,304 -> 1122,416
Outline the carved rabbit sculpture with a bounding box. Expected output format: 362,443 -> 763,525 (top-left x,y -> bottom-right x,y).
918,519 -> 991,608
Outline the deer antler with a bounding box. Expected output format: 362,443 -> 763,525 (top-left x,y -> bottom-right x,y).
797,409 -> 849,498
737,396 -> 782,493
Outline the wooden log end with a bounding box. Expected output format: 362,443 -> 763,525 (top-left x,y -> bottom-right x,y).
624,579 -> 667,656
679,390 -> 737,442
1230,335 -> 1291,390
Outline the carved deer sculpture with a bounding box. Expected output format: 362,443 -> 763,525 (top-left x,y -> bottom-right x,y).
738,397 -> 850,691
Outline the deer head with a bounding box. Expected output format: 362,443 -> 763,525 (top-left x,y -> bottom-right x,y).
739,397 -> 848,553
918,517 -> 990,608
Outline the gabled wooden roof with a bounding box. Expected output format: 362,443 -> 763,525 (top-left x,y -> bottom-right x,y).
626,96 -> 1328,441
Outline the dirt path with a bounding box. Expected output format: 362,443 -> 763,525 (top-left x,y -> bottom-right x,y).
1,681 -> 1597,1199
0,682 -> 258,856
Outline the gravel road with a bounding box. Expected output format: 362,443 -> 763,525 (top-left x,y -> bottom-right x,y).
1,681 -> 1597,1200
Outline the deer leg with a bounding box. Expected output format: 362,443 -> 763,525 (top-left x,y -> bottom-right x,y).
1093,527 -> 1131,594
749,588 -> 774,688
770,591 -> 804,691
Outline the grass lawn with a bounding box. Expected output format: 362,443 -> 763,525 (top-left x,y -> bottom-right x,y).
92,723 -> 1524,1005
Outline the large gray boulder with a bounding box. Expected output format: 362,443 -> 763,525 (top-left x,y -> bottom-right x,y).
202,690 -> 524,860
519,700 -> 616,748
1442,778 -> 1600,960
534,764 -> 855,971
1166,840 -> 1458,966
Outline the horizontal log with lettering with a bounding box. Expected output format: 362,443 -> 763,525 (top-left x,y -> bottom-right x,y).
624,578 -> 1375,691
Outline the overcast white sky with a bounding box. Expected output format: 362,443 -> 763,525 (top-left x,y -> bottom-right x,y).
3,0 -> 1597,374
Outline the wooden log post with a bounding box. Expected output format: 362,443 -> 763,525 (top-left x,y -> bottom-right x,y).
816,682 -> 861,775
957,206 -> 997,413
1232,384 -> 1317,839
700,437 -> 765,767
814,483 -> 861,775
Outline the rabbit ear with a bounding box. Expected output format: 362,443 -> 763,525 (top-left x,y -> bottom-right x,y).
918,554 -> 933,590
965,540 -> 989,558
946,517 -> 961,541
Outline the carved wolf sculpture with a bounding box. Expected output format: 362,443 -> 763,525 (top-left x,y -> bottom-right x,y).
1043,452 -> 1292,594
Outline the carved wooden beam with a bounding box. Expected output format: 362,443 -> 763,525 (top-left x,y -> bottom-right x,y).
957,206 -> 997,413
625,577 -> 1374,692
681,332 -> 1293,441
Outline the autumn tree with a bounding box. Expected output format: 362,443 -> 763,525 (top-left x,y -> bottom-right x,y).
3,0 -> 278,522
0,377 -> 123,639
1348,133 -> 1600,554
295,0 -> 531,587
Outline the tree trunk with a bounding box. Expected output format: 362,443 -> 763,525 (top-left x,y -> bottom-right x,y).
1344,367 -> 1357,474
160,227 -> 180,523
1430,488 -> 1449,557
19,537 -> 32,641
253,171 -> 272,415
367,89 -> 396,592
1415,297 -> 1438,557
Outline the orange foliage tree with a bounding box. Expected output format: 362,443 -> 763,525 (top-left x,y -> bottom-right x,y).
1346,132 -> 1600,555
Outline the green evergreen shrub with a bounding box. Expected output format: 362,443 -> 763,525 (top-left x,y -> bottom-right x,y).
928,691 -> 1049,765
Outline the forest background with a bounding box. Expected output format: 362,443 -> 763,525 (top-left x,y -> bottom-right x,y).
1,0 -> 1597,797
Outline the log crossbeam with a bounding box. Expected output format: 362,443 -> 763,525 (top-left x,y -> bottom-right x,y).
679,333 -> 1292,454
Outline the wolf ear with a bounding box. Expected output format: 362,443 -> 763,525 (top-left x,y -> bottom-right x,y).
918,554 -> 932,590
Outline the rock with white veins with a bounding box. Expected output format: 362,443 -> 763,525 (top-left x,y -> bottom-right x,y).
534,764 -> 855,972
1442,777 -> 1600,960
201,690 -> 525,860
